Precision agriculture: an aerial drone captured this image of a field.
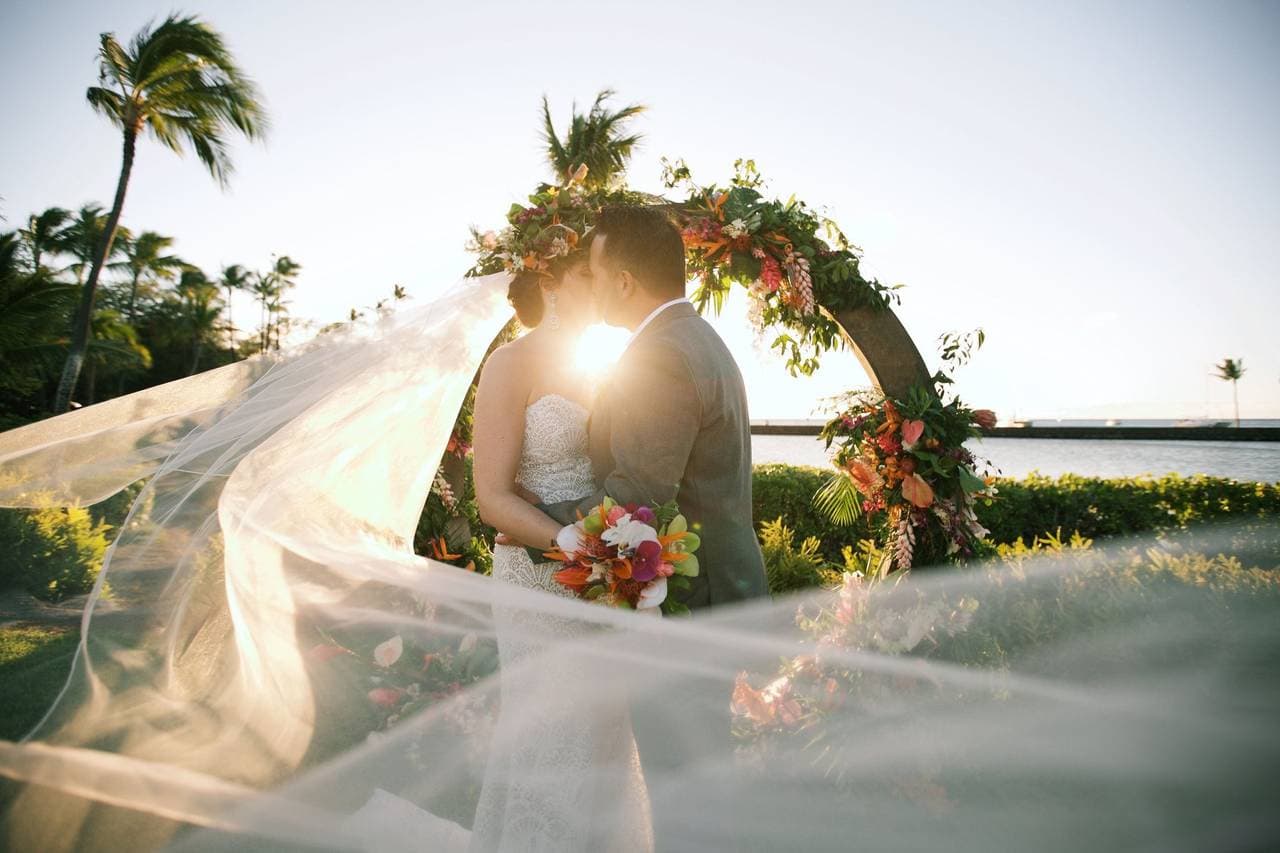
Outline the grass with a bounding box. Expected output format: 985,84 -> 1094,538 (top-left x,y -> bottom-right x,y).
0,623 -> 79,741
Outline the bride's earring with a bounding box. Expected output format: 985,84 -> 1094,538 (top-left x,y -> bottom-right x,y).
547,291 -> 560,330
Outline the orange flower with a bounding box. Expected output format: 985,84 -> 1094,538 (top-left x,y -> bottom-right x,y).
553,566 -> 592,591
429,537 -> 461,561
901,473 -> 935,508
847,458 -> 883,496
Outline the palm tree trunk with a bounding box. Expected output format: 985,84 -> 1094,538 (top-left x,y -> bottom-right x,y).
225,285 -> 235,353
127,270 -> 141,323
54,129 -> 137,413
1233,381 -> 1240,428
191,339 -> 202,375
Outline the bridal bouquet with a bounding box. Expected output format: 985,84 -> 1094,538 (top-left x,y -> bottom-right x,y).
546,498 -> 701,616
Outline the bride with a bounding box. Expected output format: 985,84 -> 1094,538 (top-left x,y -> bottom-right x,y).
469,246 -> 653,851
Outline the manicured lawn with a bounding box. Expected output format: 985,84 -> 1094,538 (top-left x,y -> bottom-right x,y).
0,624 -> 79,741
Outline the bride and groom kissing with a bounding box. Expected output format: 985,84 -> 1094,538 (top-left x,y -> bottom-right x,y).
467,203 -> 768,849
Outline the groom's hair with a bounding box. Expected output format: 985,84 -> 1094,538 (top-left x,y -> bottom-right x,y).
590,205 -> 686,299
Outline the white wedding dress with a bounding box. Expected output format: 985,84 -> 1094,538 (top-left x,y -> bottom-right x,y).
470,394 -> 654,853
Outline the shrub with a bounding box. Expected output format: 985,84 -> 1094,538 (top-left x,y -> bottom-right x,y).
758,516 -> 841,595
750,467 -> 1280,565
752,464 -> 873,563
0,504 -> 111,601
978,473 -> 1280,545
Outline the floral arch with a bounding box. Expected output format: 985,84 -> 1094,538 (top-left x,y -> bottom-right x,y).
420,159 -> 993,581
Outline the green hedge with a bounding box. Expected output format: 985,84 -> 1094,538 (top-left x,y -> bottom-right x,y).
751,466 -> 1280,564
3,467 -> 1276,602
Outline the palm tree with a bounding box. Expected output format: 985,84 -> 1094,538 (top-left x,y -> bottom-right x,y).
1214,358 -> 1246,428
218,263 -> 251,351
120,230 -> 184,322
265,255 -> 301,350
540,89 -> 645,189
248,269 -> 277,352
53,13 -> 269,413
60,204 -> 131,286
175,268 -> 224,373
18,207 -> 70,272
0,232 -> 80,407
84,308 -> 152,404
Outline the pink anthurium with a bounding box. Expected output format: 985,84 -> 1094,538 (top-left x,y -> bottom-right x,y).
901,419 -> 925,448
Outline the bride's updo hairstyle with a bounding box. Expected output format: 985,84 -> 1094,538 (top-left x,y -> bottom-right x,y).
507,248 -> 583,328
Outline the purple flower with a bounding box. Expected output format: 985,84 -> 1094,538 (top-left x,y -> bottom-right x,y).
633,505 -> 657,527
632,540 -> 663,582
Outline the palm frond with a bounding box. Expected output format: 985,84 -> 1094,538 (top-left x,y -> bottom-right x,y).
813,472 -> 863,527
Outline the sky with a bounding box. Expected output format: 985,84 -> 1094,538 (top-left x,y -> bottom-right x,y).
2,0 -> 1278,421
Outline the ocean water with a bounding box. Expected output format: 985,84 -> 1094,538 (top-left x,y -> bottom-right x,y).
751,435 -> 1280,482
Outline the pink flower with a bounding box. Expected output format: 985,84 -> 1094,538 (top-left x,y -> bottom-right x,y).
368,687 -> 404,708
901,419 -> 925,448
759,256 -> 783,292
876,432 -> 901,455
656,561 -> 676,578
606,505 -> 627,525
307,644 -> 348,664
373,635 -> 403,668
632,505 -> 657,527
632,539 -> 663,582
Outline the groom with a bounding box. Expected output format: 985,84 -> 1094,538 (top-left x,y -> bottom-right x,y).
528,204 -> 768,848
533,203 -> 768,609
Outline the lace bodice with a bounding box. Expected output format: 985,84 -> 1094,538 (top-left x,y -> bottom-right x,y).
515,394 -> 595,504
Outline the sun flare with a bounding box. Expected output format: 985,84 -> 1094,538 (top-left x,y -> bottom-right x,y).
573,323 -> 629,375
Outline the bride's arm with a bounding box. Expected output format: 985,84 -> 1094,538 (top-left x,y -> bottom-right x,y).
473,347 -> 563,553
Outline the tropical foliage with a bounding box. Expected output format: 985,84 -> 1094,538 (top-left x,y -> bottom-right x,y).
54,13 -> 269,412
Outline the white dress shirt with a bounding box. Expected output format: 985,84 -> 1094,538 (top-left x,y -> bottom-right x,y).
622,297 -> 691,355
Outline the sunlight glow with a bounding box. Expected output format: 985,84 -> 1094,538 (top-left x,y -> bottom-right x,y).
574,323 -> 629,375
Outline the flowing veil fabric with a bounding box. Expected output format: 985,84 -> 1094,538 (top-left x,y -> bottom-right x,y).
0,270 -> 1277,851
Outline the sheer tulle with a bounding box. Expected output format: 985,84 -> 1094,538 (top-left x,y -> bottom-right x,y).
1,271 -> 1277,851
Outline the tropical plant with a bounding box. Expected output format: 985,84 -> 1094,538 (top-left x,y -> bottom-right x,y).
18,207 -> 70,272
53,13 -> 268,413
174,268 -> 224,373
1214,358 -> 1246,428
540,89 -> 645,189
83,308 -> 152,403
218,263 -> 251,350
0,233 -> 79,413
59,204 -> 131,286
264,254 -> 301,350
119,230 -> 184,321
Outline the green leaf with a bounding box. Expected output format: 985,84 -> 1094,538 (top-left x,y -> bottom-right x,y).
813,472 -> 863,527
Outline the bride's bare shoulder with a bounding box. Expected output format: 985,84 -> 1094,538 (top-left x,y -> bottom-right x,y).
478,335 -> 538,392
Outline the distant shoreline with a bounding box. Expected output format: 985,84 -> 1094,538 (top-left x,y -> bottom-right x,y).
750,423 -> 1280,442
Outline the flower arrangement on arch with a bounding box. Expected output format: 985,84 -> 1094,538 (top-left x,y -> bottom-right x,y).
663,157 -> 899,376
816,384 -> 998,575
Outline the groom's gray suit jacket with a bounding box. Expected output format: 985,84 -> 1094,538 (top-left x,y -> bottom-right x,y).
538,301 -> 768,610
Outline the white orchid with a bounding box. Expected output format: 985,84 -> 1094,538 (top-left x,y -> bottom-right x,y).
637,576 -> 668,610
601,518 -> 659,554
722,218 -> 750,239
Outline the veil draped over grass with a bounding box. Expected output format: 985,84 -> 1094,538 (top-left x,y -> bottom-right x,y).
0,271 -> 1277,851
